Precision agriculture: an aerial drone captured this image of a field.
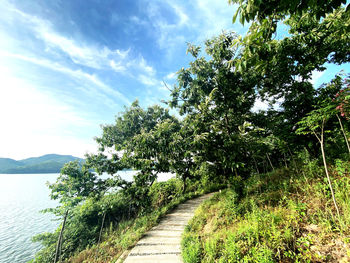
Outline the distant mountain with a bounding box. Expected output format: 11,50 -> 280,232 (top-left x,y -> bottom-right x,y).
0,154 -> 84,174
0,158 -> 23,171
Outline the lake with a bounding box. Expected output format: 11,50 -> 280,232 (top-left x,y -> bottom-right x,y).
0,171 -> 173,263
0,174 -> 59,263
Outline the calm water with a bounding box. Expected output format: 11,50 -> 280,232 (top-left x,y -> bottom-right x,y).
0,174 -> 59,263
0,171 -> 173,263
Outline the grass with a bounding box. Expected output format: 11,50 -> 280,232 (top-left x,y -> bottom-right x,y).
182,163 -> 350,262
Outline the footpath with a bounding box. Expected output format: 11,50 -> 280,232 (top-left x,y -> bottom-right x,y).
122,193 -> 214,263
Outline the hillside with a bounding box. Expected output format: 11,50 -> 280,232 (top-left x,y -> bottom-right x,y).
0,158 -> 23,171
182,166 -> 350,262
0,154 -> 84,174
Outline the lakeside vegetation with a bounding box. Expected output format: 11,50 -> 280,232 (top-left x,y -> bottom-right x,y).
31,1 -> 349,262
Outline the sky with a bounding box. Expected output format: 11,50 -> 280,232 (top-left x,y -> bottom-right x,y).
0,0 -> 348,160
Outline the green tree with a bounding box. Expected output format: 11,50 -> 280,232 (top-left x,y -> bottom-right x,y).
296,107 -> 340,218
170,32 -> 257,180
86,100 -> 179,212
46,161 -> 104,263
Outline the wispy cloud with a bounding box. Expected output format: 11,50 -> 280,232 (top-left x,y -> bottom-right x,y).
5,2 -> 158,83
191,0 -> 244,42
142,0 -> 242,62
129,56 -> 156,76
0,51 -> 131,106
165,72 -> 176,80
138,74 -> 160,86
11,6 -> 129,71
145,1 -> 189,49
166,2 -> 189,26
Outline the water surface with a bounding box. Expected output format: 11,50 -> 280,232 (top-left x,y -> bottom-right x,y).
0,174 -> 59,263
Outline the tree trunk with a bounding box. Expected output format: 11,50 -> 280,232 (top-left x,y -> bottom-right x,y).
287,146 -> 298,172
58,227 -> 64,263
336,114 -> 350,155
95,212 -> 107,260
234,167 -> 238,177
320,134 -> 340,218
262,160 -> 267,174
98,212 -> 106,244
266,153 -> 274,170
252,156 -> 260,174
54,210 -> 68,263
283,153 -> 288,168
182,173 -> 187,193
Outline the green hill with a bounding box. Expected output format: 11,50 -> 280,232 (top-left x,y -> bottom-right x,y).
0,158 -> 23,171
0,154 -> 84,174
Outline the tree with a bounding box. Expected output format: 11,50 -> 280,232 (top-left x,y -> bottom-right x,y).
296,107 -> 340,218
170,32 -> 257,180
86,100 -> 179,212
47,161 -> 104,263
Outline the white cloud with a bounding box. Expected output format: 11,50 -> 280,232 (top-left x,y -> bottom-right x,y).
126,55 -> 159,85
192,0 -> 242,41
129,16 -> 147,26
2,1 -> 179,93
145,1 -> 189,49
251,98 -> 269,112
124,55 -> 156,76
138,74 -> 157,86
143,0 -> 242,62
0,51 -> 130,106
110,60 -> 126,73
310,70 -> 325,86
166,2 -> 189,26
251,96 -> 283,112
10,7 -> 129,71
165,72 -> 176,80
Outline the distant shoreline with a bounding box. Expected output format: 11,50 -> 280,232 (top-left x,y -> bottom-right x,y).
0,172 -> 60,174
0,154 -> 84,175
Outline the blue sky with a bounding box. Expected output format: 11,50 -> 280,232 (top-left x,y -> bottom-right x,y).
0,0 -> 348,159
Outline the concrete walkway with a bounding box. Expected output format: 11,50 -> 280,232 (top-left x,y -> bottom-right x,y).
122,193 -> 214,263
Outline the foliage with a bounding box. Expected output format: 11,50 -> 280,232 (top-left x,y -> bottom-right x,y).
170,32 -> 259,181
48,161 -> 104,210
334,75 -> 350,119
229,0 -> 348,24
228,0 -> 350,101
